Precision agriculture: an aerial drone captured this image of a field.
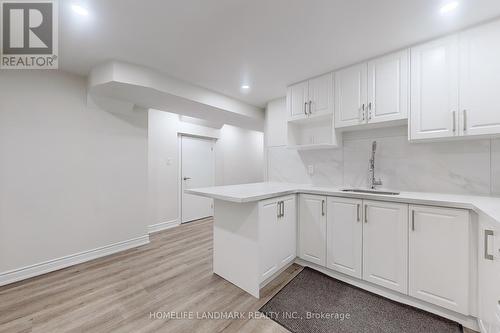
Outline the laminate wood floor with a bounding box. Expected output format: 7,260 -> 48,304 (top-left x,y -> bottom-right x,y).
0,218 -> 302,333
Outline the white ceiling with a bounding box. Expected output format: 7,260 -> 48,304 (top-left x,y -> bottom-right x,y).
60,0 -> 500,107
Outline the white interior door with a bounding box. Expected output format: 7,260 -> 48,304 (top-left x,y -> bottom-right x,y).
181,135 -> 215,223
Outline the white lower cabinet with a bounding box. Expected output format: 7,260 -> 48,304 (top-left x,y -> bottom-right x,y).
478,214 -> 500,333
326,197 -> 363,278
299,194 -> 327,266
297,196 -> 473,317
409,205 -> 470,315
259,195 -> 296,283
363,200 -> 408,294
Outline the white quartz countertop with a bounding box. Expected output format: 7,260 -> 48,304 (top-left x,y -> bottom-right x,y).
186,182 -> 500,224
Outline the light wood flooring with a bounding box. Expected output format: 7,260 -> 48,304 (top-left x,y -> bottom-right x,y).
0,218 -> 301,333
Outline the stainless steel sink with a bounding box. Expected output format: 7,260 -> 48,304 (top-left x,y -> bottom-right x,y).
341,189 -> 400,195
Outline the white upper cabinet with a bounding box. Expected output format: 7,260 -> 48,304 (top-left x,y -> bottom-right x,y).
308,73 -> 333,117
409,205 -> 470,315
460,20 -> 500,137
410,35 -> 459,141
335,50 -> 409,129
287,80 -> 309,120
410,19 -> 500,141
299,194 -> 327,266
287,73 -> 333,121
367,50 -> 409,124
334,63 -> 367,128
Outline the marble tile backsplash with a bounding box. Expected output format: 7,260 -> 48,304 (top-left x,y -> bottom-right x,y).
267,127 -> 499,196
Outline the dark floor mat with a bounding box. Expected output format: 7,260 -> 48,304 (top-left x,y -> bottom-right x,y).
260,267 -> 463,333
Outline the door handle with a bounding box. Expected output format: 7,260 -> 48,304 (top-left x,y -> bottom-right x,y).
463,110 -> 467,132
183,177 -> 191,181
411,210 -> 415,231
321,200 -> 325,216
356,204 -> 360,222
485,230 -> 494,260
364,204 -> 368,223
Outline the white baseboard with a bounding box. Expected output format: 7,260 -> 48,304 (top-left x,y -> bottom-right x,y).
148,219 -> 179,234
0,234 -> 150,287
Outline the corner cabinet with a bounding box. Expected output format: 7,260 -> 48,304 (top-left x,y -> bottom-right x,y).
409,205 -> 470,315
334,49 -> 409,129
259,195 -> 297,283
410,19 -> 500,141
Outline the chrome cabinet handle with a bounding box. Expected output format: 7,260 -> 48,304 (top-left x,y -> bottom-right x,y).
281,201 -> 285,218
463,110 -> 467,131
411,210 -> 415,231
277,201 -> 281,218
368,102 -> 372,121
304,102 -> 307,116
485,230 -> 494,260
364,204 -> 368,223
362,104 -> 366,121
321,200 -> 325,216
183,177 -> 192,181
308,101 -> 312,115
356,204 -> 360,222
452,111 -> 456,133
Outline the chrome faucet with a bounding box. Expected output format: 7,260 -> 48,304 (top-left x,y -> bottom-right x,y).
368,141 -> 383,189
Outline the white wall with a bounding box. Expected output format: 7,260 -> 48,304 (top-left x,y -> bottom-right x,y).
0,71 -> 149,274
148,109 -> 264,227
265,98 -> 500,196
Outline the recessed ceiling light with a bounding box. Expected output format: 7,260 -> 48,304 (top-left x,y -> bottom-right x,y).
241,85 -> 250,90
72,4 -> 89,16
440,2 -> 458,14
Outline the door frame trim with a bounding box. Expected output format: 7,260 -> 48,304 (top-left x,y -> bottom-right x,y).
178,134 -> 217,224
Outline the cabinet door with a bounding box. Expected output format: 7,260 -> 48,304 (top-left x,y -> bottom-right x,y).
287,81 -> 309,120
326,197 -> 362,278
367,50 -> 409,124
363,200 -> 408,293
309,73 -> 333,117
299,194 -> 327,266
409,205 -> 469,315
460,20 -> 500,137
478,215 -> 500,332
278,195 -> 297,267
259,198 -> 280,282
410,36 -> 459,140
334,63 -> 367,128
